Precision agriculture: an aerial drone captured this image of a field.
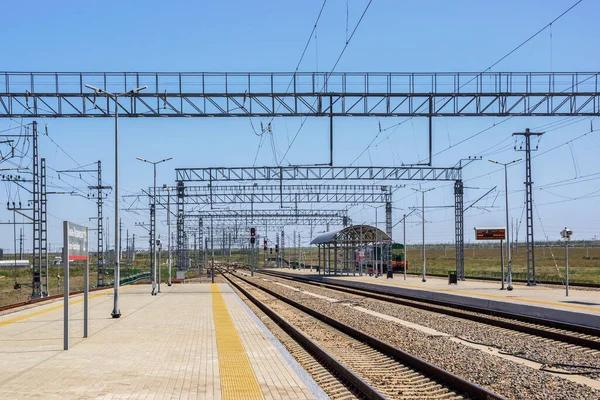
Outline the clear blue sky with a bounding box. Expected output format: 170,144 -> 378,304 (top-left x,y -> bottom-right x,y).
1,0 -> 599,254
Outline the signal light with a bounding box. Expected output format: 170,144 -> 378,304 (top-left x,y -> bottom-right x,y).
275,244 -> 279,253
263,240 -> 267,251
250,227 -> 256,244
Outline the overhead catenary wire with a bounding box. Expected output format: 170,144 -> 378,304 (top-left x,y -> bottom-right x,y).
350,0 -> 585,166
279,0 -> 374,164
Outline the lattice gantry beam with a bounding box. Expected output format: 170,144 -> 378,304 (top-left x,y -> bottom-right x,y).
176,166 -> 461,182
181,209 -> 349,226
144,184 -> 394,205
1,72 -> 599,117
128,184 -> 395,206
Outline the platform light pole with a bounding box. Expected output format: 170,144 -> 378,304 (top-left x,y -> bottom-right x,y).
560,227 -> 573,297
164,184 -> 172,286
489,158 -> 521,291
411,187 -> 434,282
85,83 -> 147,318
136,156 -> 173,295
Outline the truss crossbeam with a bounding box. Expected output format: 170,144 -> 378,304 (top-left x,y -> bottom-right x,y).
175,166 -> 461,182
2,72 -> 598,117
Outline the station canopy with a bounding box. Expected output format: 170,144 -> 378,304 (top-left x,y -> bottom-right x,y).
310,224 -> 392,246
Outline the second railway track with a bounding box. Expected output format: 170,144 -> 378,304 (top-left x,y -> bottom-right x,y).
257,269 -> 600,352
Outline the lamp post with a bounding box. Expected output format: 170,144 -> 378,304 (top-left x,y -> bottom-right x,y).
164,184 -> 172,286
85,84 -> 147,318
560,227 -> 573,296
411,187 -> 434,282
136,157 -> 173,295
489,158 -> 521,291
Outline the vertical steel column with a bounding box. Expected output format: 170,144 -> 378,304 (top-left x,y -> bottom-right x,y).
97,161 -> 105,286
385,192 -> 393,275
149,203 -> 156,290
176,181 -> 185,271
525,134 -> 535,285
281,229 -> 285,268
276,232 -> 280,268
193,232 -> 197,268
31,122 -> 41,299
514,128 -> 543,286
454,180 -> 465,280
198,218 -> 204,268
119,218 -> 122,267
40,158 -> 48,295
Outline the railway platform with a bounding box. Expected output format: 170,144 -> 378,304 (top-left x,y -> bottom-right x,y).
0,283 -> 326,399
271,268 -> 600,329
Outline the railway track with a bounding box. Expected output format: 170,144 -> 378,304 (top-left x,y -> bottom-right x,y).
224,272 -> 504,400
257,269 -> 600,352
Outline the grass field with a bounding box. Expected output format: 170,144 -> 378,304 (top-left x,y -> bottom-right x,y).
240,244 -> 600,284
1,244 -> 598,308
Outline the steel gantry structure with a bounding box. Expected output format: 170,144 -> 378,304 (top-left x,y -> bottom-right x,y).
174,165 -> 469,279
130,184 -> 379,273
145,183 -> 396,206
5,71 -> 599,282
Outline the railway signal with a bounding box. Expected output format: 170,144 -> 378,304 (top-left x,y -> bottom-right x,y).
250,227 -> 256,244
263,239 -> 268,251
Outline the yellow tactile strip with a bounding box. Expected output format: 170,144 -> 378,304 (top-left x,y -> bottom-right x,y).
0,288 -> 125,328
211,283 -> 264,400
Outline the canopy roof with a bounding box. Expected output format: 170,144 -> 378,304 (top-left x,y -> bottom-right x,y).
310,224 -> 392,245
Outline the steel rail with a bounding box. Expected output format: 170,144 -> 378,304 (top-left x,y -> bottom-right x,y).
259,270 -> 600,350
222,272 -> 386,400
227,271 -> 504,400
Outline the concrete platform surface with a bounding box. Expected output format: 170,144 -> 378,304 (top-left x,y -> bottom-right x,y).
272,268 -> 600,328
0,283 -> 325,400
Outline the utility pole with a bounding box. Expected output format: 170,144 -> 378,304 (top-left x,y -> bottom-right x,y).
489,158 -> 522,291
119,218 -> 122,265
211,216 -> 214,283
513,128 -> 543,286
403,215 -> 407,281
412,187 -> 434,282
164,185 -> 172,285
126,229 -> 130,268
19,228 -> 23,260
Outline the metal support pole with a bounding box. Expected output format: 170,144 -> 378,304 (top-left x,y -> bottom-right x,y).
428,96 -> 433,165
422,193 -> 425,281
167,187 -> 172,286
403,214 -> 407,281
513,128 -> 543,286
211,216 -> 214,283
505,164 -> 513,291
112,97 -> 121,317
565,241 -> 569,297
500,239 -> 505,290
63,222 -> 69,350
158,239 -> 161,293
152,163 -> 157,295
84,227 -> 89,338
329,95 -> 333,166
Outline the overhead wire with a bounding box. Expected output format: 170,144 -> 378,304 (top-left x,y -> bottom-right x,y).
351,0 -> 585,166
280,0 -> 374,164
